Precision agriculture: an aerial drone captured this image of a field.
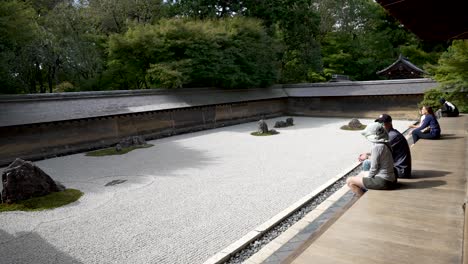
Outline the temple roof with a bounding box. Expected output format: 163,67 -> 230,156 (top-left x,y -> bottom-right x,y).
376,0 -> 468,41
376,54 -> 426,78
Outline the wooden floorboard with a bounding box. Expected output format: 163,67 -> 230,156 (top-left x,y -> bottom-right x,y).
289,115 -> 467,264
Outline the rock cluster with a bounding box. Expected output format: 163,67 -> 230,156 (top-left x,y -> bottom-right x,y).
274,117 -> 294,128
1,159 -> 65,204
115,136 -> 146,152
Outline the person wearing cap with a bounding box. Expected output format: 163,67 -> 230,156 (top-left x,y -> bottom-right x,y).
375,114 -> 412,178
347,122 -> 397,196
412,105 -> 441,143
439,98 -> 459,117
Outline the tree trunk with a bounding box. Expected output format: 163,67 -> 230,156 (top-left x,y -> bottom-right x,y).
47,65 -> 54,93
36,62 -> 45,93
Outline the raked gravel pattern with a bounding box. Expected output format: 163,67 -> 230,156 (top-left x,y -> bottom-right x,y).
0,116 -> 414,264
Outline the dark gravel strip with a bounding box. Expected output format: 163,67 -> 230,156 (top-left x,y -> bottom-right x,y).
224,166 -> 362,264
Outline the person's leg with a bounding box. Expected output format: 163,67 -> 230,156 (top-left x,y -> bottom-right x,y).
346,173 -> 366,196
416,132 -> 439,140
412,129 -> 421,143
362,159 -> 371,171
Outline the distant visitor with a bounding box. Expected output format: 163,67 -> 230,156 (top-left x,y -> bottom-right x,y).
437,98 -> 459,118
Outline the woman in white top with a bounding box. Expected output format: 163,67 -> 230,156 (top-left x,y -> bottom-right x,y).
409,107 -> 426,129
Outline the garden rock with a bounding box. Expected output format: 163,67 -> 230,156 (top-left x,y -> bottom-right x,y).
117,136 -> 146,148
1,158 -> 63,203
348,118 -> 363,129
257,120 -> 269,134
274,121 -> 287,128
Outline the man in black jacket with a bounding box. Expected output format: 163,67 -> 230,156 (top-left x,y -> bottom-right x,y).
439,98 -> 459,117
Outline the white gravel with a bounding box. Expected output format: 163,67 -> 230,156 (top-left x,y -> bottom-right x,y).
0,116 -> 413,264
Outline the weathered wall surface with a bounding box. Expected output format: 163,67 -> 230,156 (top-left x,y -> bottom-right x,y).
0,99 -> 285,166
287,95 -> 423,119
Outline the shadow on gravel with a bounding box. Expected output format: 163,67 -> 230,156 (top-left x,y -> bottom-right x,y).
0,229 -> 82,264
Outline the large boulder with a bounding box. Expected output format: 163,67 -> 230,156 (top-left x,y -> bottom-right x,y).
348,118 -> 363,129
257,120 -> 269,134
1,159 -> 64,204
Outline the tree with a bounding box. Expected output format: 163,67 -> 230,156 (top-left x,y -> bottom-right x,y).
40,3 -> 106,91
426,40 -> 468,112
168,0 -> 245,19
0,0 -> 40,94
86,0 -> 165,34
320,0 -> 430,81
106,18 -> 279,89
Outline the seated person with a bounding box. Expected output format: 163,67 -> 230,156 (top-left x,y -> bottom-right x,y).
438,98 -> 459,117
409,107 -> 426,129
412,106 -> 441,143
348,122 -> 397,196
360,114 -> 412,178
409,107 -> 430,134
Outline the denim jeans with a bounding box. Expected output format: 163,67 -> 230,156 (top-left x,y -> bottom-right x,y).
362,159 -> 371,171
412,129 -> 440,143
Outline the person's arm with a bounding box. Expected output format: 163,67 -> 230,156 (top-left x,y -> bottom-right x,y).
368,145 -> 380,178
415,116 -> 430,131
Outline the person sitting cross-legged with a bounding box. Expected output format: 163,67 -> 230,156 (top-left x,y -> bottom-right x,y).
347,122 -> 397,196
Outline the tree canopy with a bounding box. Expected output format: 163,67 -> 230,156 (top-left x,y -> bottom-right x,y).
0,0 -> 454,94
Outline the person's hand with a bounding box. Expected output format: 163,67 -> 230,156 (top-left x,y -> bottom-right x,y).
358,153 -> 368,162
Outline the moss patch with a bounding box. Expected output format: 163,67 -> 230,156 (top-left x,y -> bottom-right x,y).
0,189 -> 83,212
340,124 -> 367,131
86,144 -> 154,156
251,130 -> 279,136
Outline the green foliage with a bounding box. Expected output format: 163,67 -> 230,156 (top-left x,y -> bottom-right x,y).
0,0 -> 451,93
319,0 -> 443,81
86,144 -> 153,156
169,0 -> 244,19
0,189 -> 83,212
87,0 -> 166,34
426,40 -> 468,112
0,0 -> 39,94
340,124 -> 366,131
419,88 -> 444,110
54,81 -> 76,92
241,0 -> 322,83
251,131 -> 279,136
106,18 -> 279,89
